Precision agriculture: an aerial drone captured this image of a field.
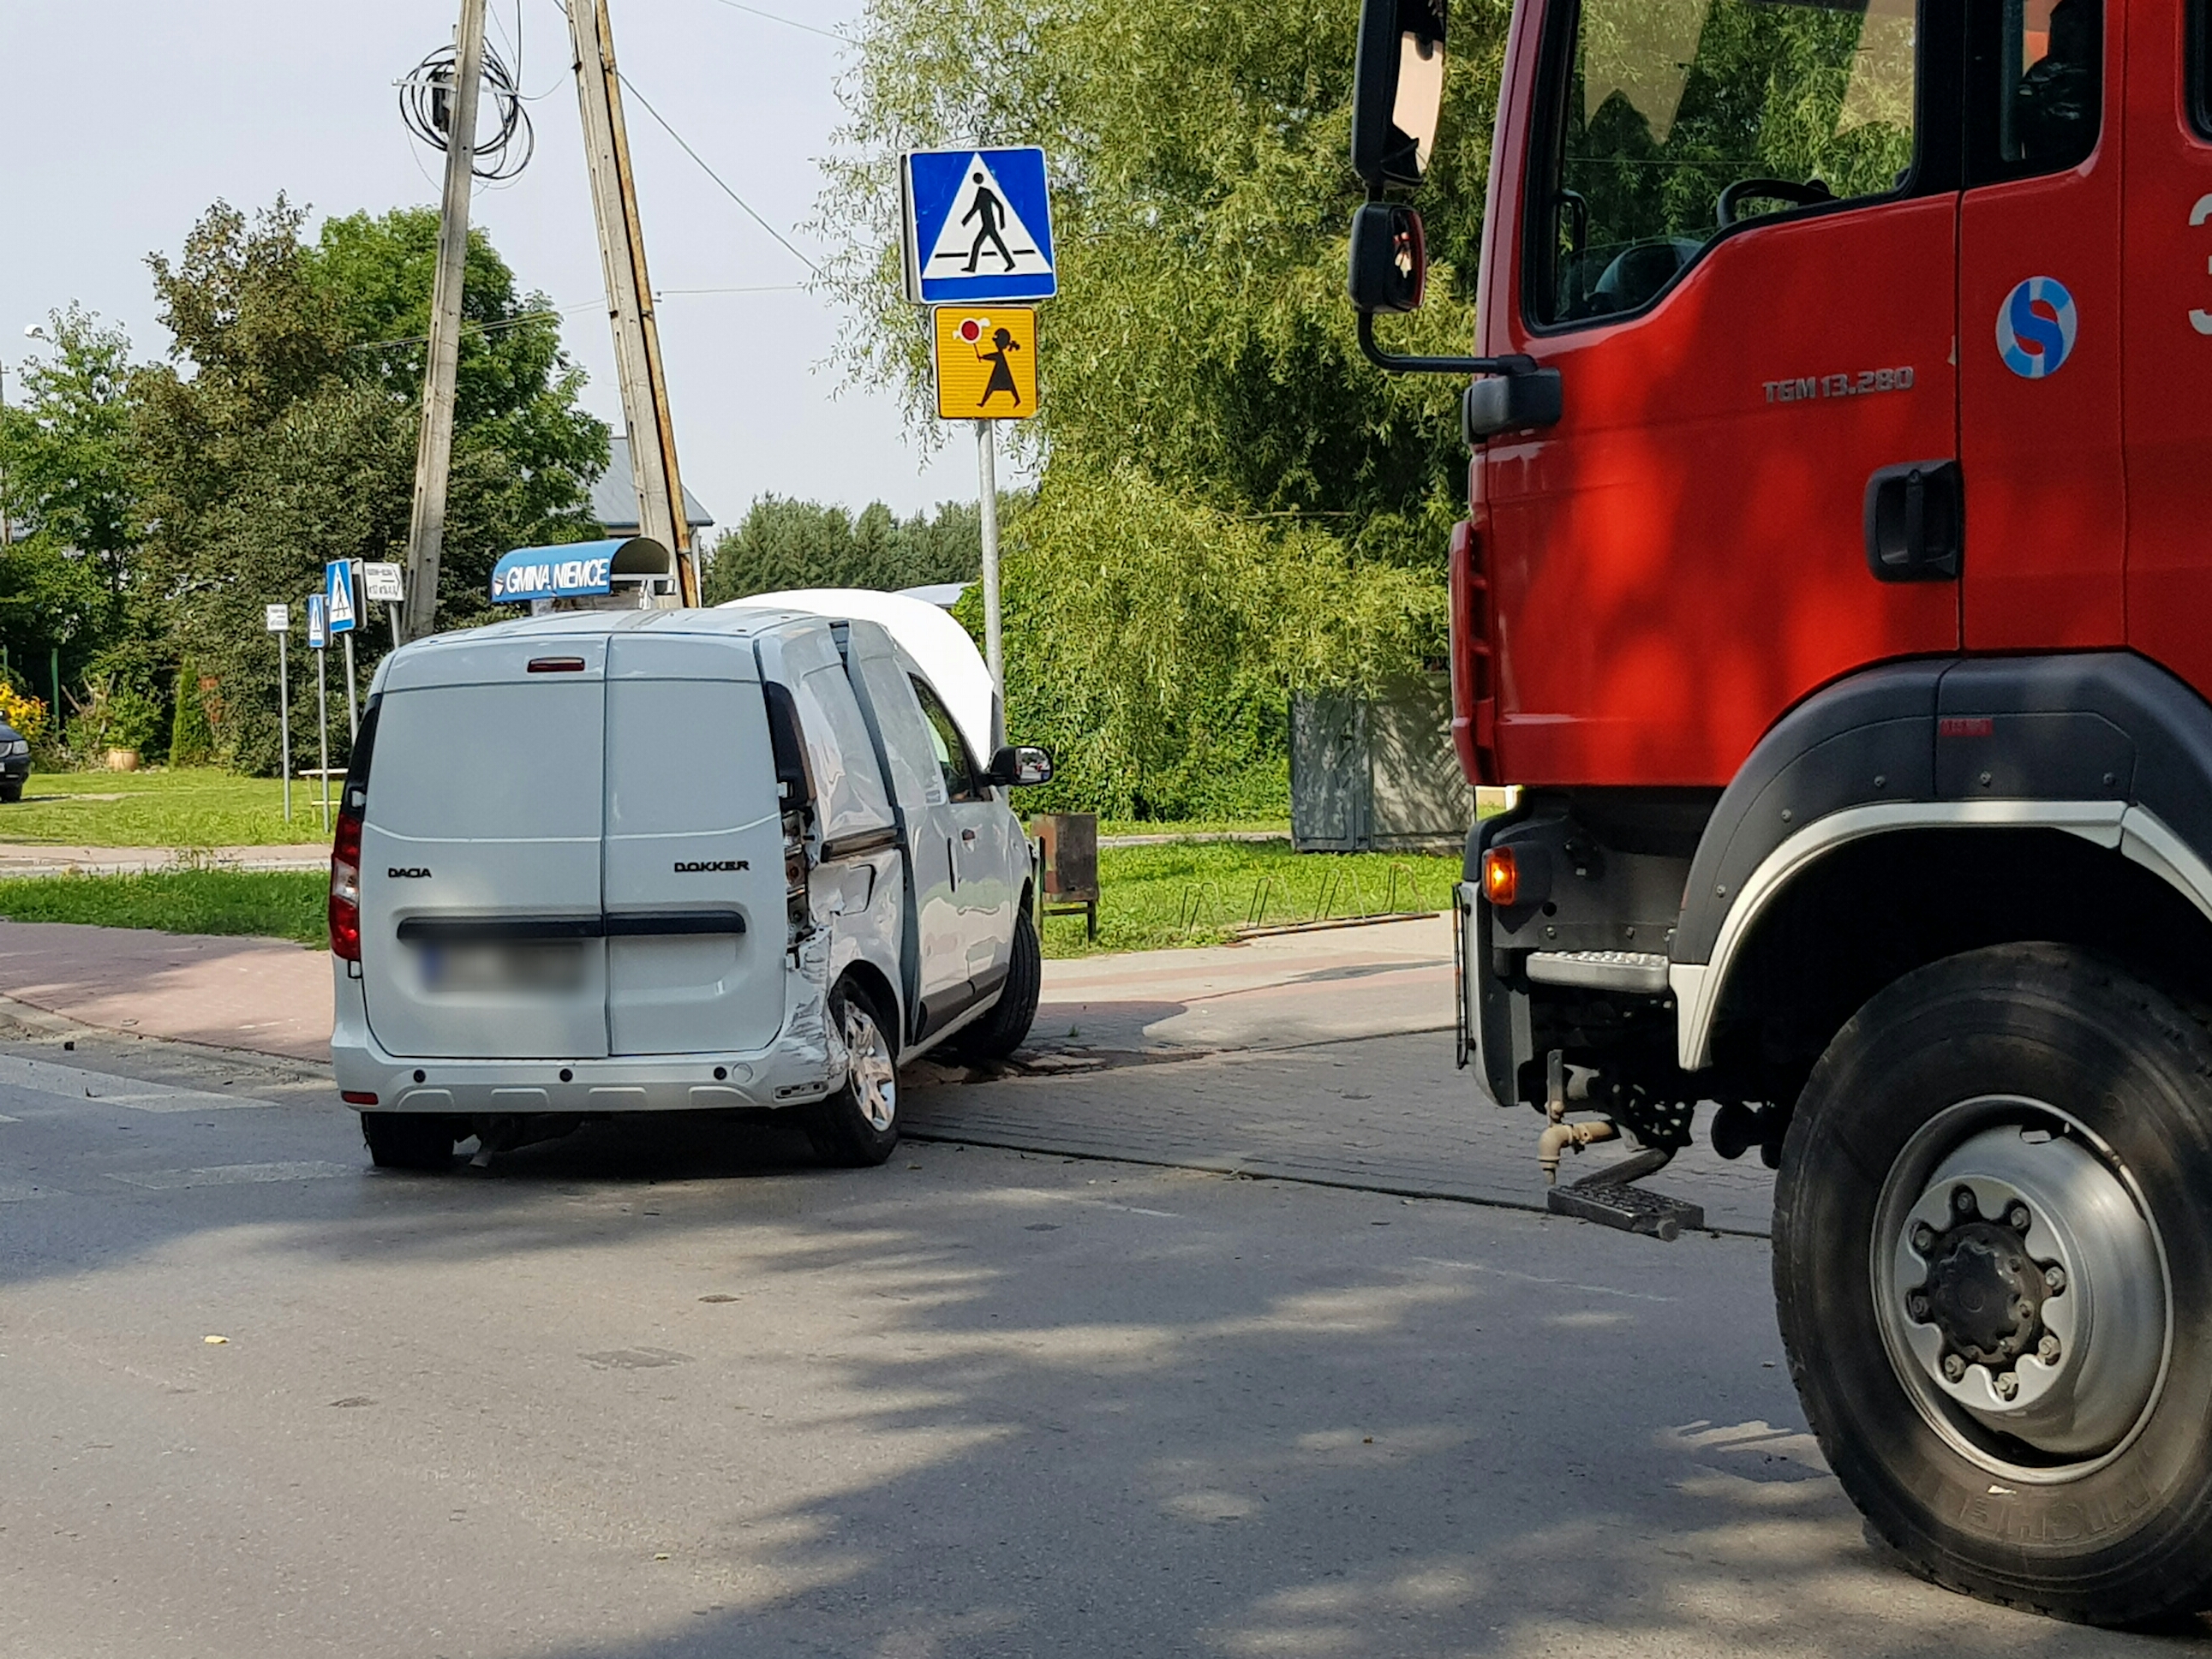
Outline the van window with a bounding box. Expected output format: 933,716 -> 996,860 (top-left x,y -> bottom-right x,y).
1974,0 -> 2101,176
1530,0 -> 1920,327
368,683 -> 603,841
910,676 -> 980,802
792,663 -> 895,838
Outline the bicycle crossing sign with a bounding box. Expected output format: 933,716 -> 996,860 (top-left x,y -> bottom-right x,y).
902,146 -> 1056,304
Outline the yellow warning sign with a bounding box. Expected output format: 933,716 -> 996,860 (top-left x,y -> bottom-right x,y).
934,307 -> 1037,420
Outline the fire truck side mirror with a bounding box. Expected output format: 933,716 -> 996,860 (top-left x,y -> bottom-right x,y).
1352,0 -> 1447,189
1348,202 -> 1427,313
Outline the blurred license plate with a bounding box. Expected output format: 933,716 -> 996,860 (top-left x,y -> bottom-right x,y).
418,941 -> 586,994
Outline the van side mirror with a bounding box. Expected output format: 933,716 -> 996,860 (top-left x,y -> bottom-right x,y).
1348,202 -> 1426,313
1352,0 -> 1447,189
986,744 -> 1054,788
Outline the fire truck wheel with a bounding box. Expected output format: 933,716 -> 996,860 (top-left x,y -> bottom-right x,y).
361,1112 -> 461,1172
805,981 -> 900,1168
946,906 -> 1041,1063
1774,943 -> 2212,1625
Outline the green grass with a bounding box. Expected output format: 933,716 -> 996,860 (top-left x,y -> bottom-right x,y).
0,843 -> 1459,963
0,770 -> 334,847
0,869 -> 329,945
1038,840 -> 1461,958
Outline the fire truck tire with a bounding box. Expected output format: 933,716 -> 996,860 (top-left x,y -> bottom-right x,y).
361,1112 -> 461,1171
1774,943 -> 2212,1625
947,906 -> 1041,1063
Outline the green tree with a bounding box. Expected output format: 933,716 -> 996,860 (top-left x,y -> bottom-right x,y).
0,307 -> 146,719
819,0 -> 1510,519
132,200 -> 608,772
701,493 -> 1002,603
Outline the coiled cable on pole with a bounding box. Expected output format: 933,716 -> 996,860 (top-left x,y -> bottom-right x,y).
398,40 -> 534,182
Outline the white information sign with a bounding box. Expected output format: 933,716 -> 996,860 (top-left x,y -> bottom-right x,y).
265,603 -> 290,633
362,562 -> 404,604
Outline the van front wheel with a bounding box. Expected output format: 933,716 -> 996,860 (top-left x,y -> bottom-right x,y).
806,982 -> 900,1167
361,1112 -> 460,1171
948,906 -> 1041,1062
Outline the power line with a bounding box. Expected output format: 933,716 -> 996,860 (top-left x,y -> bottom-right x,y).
613,71 -> 824,276
698,0 -> 846,42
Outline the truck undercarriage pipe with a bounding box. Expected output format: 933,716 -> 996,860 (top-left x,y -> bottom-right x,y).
1538,1117 -> 1619,1184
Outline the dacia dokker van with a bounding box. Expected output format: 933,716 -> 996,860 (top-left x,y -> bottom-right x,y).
328,593 -> 1051,1171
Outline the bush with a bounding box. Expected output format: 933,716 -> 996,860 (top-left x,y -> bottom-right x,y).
170,660 -> 216,767
0,683 -> 50,747
968,466 -> 1446,821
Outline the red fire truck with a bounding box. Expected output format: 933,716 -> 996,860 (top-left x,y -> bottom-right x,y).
1349,0 -> 2212,1621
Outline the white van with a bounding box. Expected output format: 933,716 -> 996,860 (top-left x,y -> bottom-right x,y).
328,597 -> 1052,1170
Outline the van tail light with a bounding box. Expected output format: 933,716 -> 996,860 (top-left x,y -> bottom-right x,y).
330,807 -> 363,962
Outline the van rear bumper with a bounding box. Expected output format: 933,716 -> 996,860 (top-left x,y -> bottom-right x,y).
330,970 -> 840,1115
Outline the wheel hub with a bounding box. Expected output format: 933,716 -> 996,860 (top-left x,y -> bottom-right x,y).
1876,1111 -> 2167,1469
1920,1214 -> 2046,1368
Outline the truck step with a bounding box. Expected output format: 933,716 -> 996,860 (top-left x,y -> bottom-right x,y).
1547,1176 -> 1705,1242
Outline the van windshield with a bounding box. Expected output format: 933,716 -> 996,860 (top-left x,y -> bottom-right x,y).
1535,0 -> 1919,325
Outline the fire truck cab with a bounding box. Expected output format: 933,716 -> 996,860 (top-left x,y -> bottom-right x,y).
1352,0 -> 2212,1622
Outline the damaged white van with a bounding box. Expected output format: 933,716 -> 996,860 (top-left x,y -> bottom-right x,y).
328,594 -> 1052,1171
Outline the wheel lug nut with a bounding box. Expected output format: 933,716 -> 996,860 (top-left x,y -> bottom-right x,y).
1941,1353 -> 1966,1382
1907,1292 -> 1931,1322
2038,1335 -> 2062,1366
2044,1265 -> 2067,1293
2006,1203 -> 2031,1232
1995,1372 -> 2020,1400
1953,1187 -> 1977,1215
1911,1223 -> 1936,1253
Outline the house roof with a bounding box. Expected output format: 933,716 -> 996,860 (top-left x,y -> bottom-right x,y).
589,434 -> 714,534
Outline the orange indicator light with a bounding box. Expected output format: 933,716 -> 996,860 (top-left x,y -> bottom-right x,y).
1481,847 -> 1518,907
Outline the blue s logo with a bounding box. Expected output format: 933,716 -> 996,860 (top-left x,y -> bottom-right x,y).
1996,277 -> 2077,379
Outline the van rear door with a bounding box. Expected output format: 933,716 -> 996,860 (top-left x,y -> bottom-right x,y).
601,630 -> 789,1056
359,630 -> 610,1059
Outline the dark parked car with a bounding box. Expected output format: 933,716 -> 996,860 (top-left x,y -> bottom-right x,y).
0,722 -> 30,802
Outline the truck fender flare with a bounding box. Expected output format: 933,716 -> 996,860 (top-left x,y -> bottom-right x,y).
1671,652 -> 2212,1071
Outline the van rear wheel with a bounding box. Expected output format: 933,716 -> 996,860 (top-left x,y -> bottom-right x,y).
806,982 -> 900,1167
1776,944 -> 2212,1624
361,1112 -> 460,1172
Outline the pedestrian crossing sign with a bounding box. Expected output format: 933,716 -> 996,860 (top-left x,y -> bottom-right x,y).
903,147 -> 1056,304
934,307 -> 1038,421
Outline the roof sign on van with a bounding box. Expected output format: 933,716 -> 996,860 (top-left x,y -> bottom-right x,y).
490,536 -> 673,604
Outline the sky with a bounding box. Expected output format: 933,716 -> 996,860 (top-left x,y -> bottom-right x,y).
0,0 -> 1010,529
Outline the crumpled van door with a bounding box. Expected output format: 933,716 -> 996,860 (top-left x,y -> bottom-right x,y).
359,631 -> 610,1060
837,621 -> 967,1035
603,630 -> 788,1056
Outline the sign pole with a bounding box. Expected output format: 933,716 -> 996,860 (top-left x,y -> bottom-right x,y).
976,417 -> 1004,749
342,631 -> 360,741
316,638 -> 331,832
278,630 -> 291,823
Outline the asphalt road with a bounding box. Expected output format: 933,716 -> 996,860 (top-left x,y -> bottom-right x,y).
0,1026 -> 2187,1658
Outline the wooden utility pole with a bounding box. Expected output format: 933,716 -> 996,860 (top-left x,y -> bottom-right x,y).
567,0 -> 698,606
400,0 -> 489,642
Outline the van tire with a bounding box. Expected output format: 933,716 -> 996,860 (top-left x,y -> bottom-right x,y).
948,907 -> 1041,1062
806,982 -> 900,1167
0,784 -> 21,804
362,1112 -> 460,1172
1775,944 -> 2212,1625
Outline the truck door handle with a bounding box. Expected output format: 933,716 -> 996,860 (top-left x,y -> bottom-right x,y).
1864,459 -> 1963,582
960,828 -> 978,844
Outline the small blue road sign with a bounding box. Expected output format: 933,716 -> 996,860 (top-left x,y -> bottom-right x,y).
903,146 -> 1056,304
307,593 -> 329,650
324,558 -> 357,635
